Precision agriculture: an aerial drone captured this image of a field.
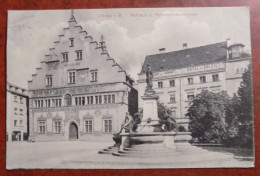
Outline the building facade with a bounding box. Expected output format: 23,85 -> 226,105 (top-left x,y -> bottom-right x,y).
28,13 -> 137,141
137,41 -> 251,129
6,82 -> 29,142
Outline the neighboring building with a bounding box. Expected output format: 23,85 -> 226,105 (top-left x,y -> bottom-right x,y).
6,82 -> 29,142
28,12 -> 137,141
137,41 -> 251,129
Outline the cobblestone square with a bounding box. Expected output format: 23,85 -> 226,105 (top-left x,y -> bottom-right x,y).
6,141 -> 254,169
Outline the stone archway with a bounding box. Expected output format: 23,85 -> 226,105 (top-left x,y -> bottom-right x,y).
69,122 -> 78,140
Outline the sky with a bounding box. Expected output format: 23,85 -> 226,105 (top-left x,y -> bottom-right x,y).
7,7 -> 251,88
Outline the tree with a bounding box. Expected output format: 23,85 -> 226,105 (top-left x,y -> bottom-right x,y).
186,90 -> 231,143
222,94 -> 240,146
235,64 -> 254,148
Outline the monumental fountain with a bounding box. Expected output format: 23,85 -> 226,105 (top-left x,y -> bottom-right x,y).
99,63 -> 193,157
96,64 -> 241,167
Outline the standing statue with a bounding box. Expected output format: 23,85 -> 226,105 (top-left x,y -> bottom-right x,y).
146,63 -> 153,90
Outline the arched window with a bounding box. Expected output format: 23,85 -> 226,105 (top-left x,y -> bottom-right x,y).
64,94 -> 72,106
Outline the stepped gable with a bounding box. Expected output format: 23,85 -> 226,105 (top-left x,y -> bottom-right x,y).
28,11 -> 133,86
140,42 -> 228,74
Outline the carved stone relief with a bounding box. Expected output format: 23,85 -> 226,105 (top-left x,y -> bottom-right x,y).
102,111 -> 112,119
77,69 -> 89,83
47,112 -> 52,119
83,112 -> 94,119
31,83 -> 124,98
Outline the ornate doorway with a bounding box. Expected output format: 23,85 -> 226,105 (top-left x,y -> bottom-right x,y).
69,122 -> 78,140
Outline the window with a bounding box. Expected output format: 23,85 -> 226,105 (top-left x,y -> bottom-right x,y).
20,120 -> 23,126
99,95 -> 102,104
75,97 -> 78,106
112,94 -> 115,103
90,96 -> 93,104
14,108 -> 17,115
212,74 -> 219,82
236,68 -> 246,74
20,97 -> 23,104
95,96 -> 98,104
84,120 -> 93,133
64,94 -> 72,106
53,121 -> 61,134
188,78 -> 193,85
68,71 -> 76,84
91,71 -> 98,82
69,38 -> 74,47
52,99 -> 61,107
82,97 -> 85,105
34,100 -> 44,108
45,99 -> 51,107
62,53 -> 68,62
108,95 -> 111,104
75,97 -> 85,106
14,120 -> 17,127
169,80 -> 175,87
38,120 -> 46,134
52,99 -> 60,107
87,96 -> 90,104
14,96 -> 18,103
78,97 -> 82,105
20,109 -> 23,115
158,82 -> 163,88
87,96 -> 93,104
187,95 -> 195,101
103,119 -> 112,133
76,50 -> 82,60
200,76 -> 206,83
46,76 -> 52,86
104,95 -> 107,104
170,95 -> 176,103
36,100 -> 44,108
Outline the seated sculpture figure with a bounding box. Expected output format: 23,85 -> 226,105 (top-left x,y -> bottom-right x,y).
113,112 -> 135,146
121,112 -> 134,133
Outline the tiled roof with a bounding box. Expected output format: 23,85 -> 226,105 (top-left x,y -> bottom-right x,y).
140,42 -> 228,73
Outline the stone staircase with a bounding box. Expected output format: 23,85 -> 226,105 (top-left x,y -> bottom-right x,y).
98,146 -> 118,154
111,143 -> 213,158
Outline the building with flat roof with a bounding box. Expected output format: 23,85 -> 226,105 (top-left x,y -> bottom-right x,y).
137,41 -> 251,129
28,12 -> 137,142
6,82 -> 29,142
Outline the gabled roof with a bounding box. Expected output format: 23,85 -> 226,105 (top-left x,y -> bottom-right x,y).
140,42 -> 228,74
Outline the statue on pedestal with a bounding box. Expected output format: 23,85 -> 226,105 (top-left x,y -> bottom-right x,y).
146,63 -> 153,90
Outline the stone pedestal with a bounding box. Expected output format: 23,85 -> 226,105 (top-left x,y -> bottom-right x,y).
142,92 -> 158,121
119,133 -> 130,151
137,89 -> 159,133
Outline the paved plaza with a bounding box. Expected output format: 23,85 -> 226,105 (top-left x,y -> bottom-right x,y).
6,141 -> 254,169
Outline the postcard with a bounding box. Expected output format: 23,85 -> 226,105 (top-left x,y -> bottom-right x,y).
6,7 -> 254,169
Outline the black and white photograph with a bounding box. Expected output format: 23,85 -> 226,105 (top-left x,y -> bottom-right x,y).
6,7 -> 254,169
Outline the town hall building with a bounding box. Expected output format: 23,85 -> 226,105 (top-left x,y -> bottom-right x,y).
137,41 -> 251,129
28,12 -> 137,141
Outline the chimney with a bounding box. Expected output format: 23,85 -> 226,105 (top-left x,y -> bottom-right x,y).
183,43 -> 187,49
159,48 -> 166,52
99,34 -> 107,53
226,38 -> 231,60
